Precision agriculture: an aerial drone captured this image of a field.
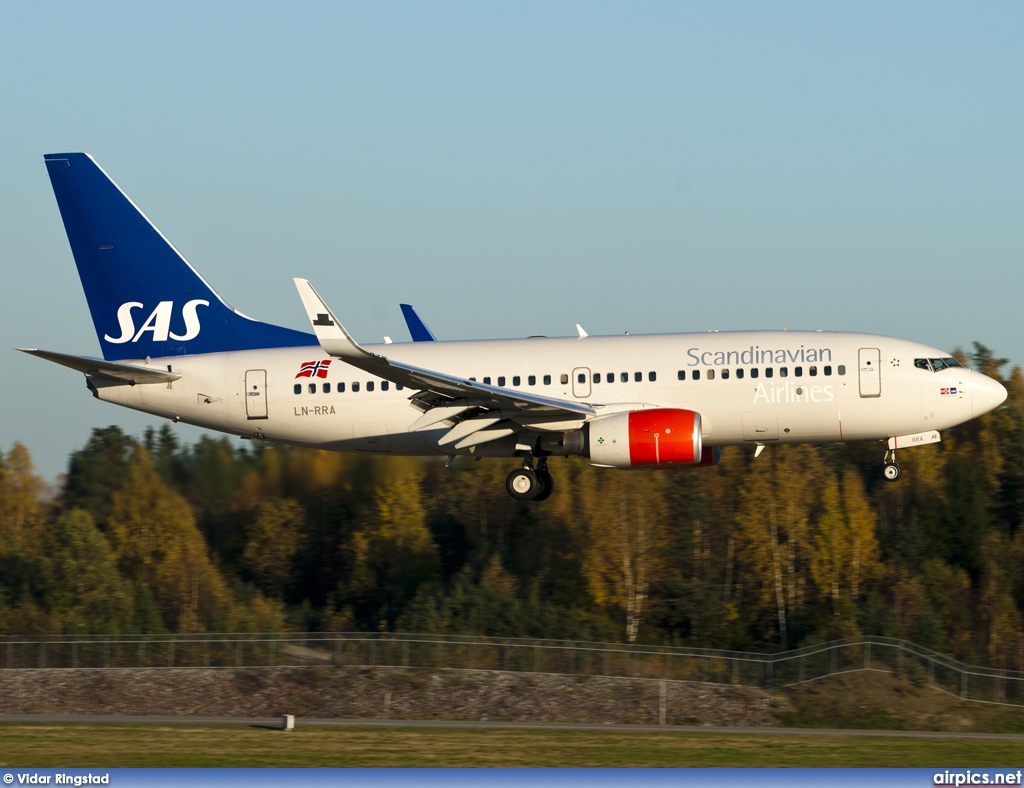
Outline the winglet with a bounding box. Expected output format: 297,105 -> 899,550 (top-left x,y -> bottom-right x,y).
400,304 -> 437,342
576,324 -> 588,339
293,278 -> 376,361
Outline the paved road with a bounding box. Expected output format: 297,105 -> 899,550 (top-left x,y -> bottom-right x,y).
1,714 -> 1022,741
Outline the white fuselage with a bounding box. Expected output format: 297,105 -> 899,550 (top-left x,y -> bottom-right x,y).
89,329 -> 1001,459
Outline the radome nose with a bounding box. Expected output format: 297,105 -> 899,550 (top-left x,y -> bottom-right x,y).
972,371 -> 1008,418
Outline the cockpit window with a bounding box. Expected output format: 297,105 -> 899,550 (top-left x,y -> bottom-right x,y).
914,357 -> 964,372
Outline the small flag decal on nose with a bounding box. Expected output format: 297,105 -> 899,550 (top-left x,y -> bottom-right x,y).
940,387 -> 957,396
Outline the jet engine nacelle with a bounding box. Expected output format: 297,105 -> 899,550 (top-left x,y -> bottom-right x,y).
587,408 -> 703,469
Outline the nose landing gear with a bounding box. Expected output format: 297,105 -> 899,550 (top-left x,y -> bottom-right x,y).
883,447 -> 902,482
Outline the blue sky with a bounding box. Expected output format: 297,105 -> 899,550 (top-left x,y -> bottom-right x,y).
2,1 -> 1022,482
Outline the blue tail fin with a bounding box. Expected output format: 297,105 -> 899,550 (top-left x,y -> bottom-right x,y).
44,153 -> 317,361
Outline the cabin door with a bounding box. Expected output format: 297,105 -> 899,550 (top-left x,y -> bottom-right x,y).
245,369 -> 268,419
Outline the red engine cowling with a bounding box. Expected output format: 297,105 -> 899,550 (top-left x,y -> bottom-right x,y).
587,409 -> 703,469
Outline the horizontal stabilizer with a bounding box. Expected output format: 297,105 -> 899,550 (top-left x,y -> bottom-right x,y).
18,348 -> 182,384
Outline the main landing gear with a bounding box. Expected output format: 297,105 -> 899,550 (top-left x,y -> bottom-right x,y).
506,456 -> 553,501
883,447 -> 902,482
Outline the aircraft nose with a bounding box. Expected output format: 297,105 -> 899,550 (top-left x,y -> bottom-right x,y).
971,371 -> 1008,418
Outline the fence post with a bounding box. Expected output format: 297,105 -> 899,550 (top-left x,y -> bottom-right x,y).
72,639 -> 78,669
864,642 -> 870,670
503,644 -> 509,672
40,641 -> 46,669
929,657 -> 935,687
602,649 -> 608,677
659,679 -> 667,725
139,637 -> 145,668
799,654 -> 805,684
830,644 -> 837,675
961,668 -> 967,699
766,659 -> 773,689
701,656 -> 708,684
404,639 -> 410,668
204,635 -> 210,668
169,638 -> 174,668
898,643 -> 903,675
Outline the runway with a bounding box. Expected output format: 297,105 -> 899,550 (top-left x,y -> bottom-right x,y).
1,714 -> 1022,741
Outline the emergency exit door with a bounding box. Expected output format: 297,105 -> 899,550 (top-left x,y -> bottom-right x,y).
245,369 -> 268,419
858,348 -> 881,398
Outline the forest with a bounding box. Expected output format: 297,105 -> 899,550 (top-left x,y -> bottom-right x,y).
2,343 -> 1023,673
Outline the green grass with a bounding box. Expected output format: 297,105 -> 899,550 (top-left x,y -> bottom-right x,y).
0,724 -> 1022,767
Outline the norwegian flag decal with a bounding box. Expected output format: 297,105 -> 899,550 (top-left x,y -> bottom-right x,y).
940,386 -> 957,396
295,359 -> 332,379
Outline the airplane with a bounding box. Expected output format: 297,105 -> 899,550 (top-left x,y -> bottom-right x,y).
21,152 -> 1008,501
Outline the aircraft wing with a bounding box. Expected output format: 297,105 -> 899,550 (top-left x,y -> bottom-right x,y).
18,348 -> 182,384
294,279 -> 596,447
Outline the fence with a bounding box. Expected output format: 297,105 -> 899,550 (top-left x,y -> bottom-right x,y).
2,632 -> 1022,707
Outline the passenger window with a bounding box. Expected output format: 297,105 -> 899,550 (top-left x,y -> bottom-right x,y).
649,371 -> 656,382
469,377 -> 477,382
498,376 -> 506,387
396,384 -> 402,391
324,382 -> 331,394
543,374 -> 552,385
381,381 -> 389,391
560,374 -> 568,385
528,375 -> 536,386
795,367 -> 803,377
620,372 -> 628,383
634,371 -> 642,382
513,376 -> 521,386
593,372 -> 601,384
722,369 -> 730,380
838,365 -> 846,375
751,368 -> 759,379
352,382 -> 360,392
809,366 -> 817,377
308,383 -> 317,394
294,384 -> 301,395
338,382 -> 346,393
736,368 -> 744,379
578,373 -> 586,384
483,376 -> 491,385
607,372 -> 614,383
707,369 -> 715,380
780,367 -> 788,378
693,370 -> 701,381
367,381 -> 375,392
824,366 -> 832,376
765,368 -> 774,378
677,370 -> 686,381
